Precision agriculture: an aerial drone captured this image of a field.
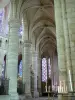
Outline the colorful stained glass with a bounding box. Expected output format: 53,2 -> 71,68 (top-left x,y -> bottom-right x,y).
19,26 -> 23,36
0,8 -> 23,36
42,58 -> 52,82
48,58 -> 51,78
42,58 -> 47,82
0,9 -> 4,33
2,60 -> 5,78
18,60 -> 22,77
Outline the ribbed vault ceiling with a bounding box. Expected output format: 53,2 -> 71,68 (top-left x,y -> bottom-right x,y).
1,0 -> 56,56
24,0 -> 56,55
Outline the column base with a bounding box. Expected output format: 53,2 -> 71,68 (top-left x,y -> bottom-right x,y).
0,95 -> 9,100
38,88 -> 42,97
9,93 -> 19,100
34,91 -> 39,98
19,95 -> 25,100
39,92 -> 42,97
25,93 -> 32,99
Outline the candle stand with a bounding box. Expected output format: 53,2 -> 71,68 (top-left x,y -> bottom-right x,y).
45,84 -> 50,100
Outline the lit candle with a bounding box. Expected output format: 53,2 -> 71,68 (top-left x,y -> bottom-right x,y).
66,86 -> 67,92
60,81 -> 61,93
48,86 -> 50,92
58,86 -> 59,93
45,85 -> 47,92
46,81 -> 47,92
62,86 -> 63,93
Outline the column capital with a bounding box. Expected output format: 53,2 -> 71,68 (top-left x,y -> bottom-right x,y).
9,0 -> 20,20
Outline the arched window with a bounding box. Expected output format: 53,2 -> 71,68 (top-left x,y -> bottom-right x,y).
18,54 -> 22,78
19,26 -> 23,36
0,39 -> 2,47
42,58 -> 47,82
48,58 -> 51,78
0,9 -> 4,33
42,57 -> 51,82
18,60 -> 22,77
2,55 -> 6,78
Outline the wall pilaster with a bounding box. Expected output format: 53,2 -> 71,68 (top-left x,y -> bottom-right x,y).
37,55 -> 42,96
61,0 -> 73,92
66,0 -> 75,92
54,0 -> 67,99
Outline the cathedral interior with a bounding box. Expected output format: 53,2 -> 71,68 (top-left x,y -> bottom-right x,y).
0,0 -> 75,100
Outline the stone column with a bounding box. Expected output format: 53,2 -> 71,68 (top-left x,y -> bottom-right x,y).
32,51 -> 39,97
66,0 -> 75,92
50,53 -> 54,87
7,19 -> 20,100
52,52 -> 59,92
37,56 -> 42,96
0,50 -> 3,77
0,39 -> 6,77
46,57 -> 49,80
54,0 -> 67,99
61,0 -> 73,92
22,11 -> 32,97
22,40 -> 31,97
6,0 -> 20,99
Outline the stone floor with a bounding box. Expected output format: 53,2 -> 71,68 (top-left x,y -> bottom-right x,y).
1,95 -> 75,100
0,95 -> 58,100
33,97 -> 58,100
19,96 -> 58,100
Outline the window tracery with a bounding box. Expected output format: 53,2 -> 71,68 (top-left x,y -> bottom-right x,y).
42,57 -> 51,82
48,58 -> 51,78
42,58 -> 47,82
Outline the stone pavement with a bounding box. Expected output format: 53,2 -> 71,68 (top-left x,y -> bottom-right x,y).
0,95 -> 58,100
19,96 -> 58,100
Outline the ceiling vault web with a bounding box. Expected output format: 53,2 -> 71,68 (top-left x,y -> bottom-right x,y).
0,0 -> 56,55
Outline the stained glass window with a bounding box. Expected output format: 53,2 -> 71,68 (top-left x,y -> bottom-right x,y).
48,58 -> 51,78
19,26 -> 23,36
2,63 -> 4,78
42,58 -> 47,82
2,55 -> 6,78
18,60 -> 22,77
42,57 -> 52,82
0,8 -> 23,36
0,9 -> 4,33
